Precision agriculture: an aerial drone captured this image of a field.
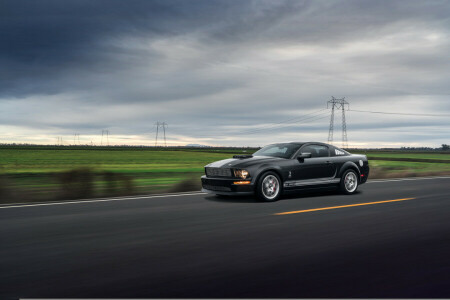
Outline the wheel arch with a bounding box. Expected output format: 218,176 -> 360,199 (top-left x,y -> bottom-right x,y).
253,167 -> 284,190
339,161 -> 361,182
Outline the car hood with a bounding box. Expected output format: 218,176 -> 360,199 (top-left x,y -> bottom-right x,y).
206,156 -> 285,169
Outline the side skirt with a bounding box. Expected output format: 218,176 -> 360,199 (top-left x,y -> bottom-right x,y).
284,178 -> 340,188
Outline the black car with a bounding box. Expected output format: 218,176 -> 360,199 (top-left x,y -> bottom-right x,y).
201,142 -> 369,201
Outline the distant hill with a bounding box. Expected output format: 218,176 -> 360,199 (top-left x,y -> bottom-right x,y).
185,144 -> 211,148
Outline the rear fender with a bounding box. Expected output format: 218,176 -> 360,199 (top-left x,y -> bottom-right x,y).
339,161 -> 361,178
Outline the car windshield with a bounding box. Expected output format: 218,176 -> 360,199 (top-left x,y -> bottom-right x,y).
253,143 -> 302,159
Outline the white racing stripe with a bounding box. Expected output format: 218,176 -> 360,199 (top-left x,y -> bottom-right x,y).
1,176 -> 449,209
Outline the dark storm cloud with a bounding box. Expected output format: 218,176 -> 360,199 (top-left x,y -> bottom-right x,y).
1,0 -> 219,96
0,0 -> 308,97
1,0 -> 449,146
1,0 -> 228,63
2,0 -> 447,98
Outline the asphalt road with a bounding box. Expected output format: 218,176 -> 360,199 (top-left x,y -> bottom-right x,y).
1,177 -> 450,298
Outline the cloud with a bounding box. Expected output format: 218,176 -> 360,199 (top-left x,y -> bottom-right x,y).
0,0 -> 449,147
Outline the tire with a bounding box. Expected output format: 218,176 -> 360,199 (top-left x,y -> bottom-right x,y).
256,171 -> 282,202
340,169 -> 359,194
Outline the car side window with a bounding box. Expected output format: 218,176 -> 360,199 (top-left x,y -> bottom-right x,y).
300,145 -> 329,158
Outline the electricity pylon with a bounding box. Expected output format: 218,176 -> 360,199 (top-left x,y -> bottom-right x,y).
101,130 -> 110,146
73,134 -> 80,145
327,97 -> 349,148
154,122 -> 168,147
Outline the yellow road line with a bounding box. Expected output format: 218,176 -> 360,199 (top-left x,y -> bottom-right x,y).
275,198 -> 416,215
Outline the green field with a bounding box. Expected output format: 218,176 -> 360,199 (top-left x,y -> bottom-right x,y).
0,148 -> 237,174
369,160 -> 450,175
0,147 -> 248,203
0,146 -> 449,203
353,152 -> 450,161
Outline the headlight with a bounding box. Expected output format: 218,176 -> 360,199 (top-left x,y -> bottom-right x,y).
234,169 -> 249,179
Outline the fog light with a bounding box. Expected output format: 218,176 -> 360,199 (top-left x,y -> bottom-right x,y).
233,181 -> 251,185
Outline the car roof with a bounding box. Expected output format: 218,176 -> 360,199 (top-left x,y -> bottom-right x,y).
289,142 -> 330,146
266,142 -> 337,148
288,142 -> 306,144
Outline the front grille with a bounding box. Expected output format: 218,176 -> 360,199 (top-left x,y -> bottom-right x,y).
203,184 -> 231,192
205,167 -> 232,177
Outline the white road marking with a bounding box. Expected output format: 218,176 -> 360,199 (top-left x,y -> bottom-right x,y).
0,192 -> 206,209
367,176 -> 450,183
0,176 -> 449,209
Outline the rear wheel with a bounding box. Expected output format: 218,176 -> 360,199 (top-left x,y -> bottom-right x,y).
256,171 -> 282,202
340,169 -> 358,194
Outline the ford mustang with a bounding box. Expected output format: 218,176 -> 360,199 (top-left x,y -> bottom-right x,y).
201,142 -> 369,201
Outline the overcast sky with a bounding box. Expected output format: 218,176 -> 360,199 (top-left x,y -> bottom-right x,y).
1,0 -> 449,147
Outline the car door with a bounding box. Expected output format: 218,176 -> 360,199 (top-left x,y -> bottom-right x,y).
291,144 -> 336,181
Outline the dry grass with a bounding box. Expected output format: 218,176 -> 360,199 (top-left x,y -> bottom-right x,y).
167,177 -> 202,193
369,166 -> 450,179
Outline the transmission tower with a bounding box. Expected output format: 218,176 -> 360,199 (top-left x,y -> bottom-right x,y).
73,134 -> 80,145
101,130 -> 110,146
327,96 -> 349,148
154,122 -> 168,147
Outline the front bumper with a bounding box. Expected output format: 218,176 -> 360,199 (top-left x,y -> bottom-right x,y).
201,175 -> 255,195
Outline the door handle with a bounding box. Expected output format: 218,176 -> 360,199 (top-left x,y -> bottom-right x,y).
326,161 -> 332,164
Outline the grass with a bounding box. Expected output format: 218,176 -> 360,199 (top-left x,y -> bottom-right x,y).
353,151 -> 450,161
1,148 -> 235,171
0,147 -> 245,203
0,146 -> 449,203
368,160 -> 450,178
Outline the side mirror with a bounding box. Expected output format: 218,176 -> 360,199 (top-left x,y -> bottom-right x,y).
297,152 -> 311,162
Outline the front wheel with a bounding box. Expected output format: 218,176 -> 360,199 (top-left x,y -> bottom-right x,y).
340,169 -> 359,194
256,172 -> 282,202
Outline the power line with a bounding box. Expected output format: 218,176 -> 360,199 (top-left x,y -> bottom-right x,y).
233,108 -> 328,135
348,109 -> 450,117
234,111 -> 330,136
188,113 -> 330,139
233,114 -> 330,136
173,108 -> 329,138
